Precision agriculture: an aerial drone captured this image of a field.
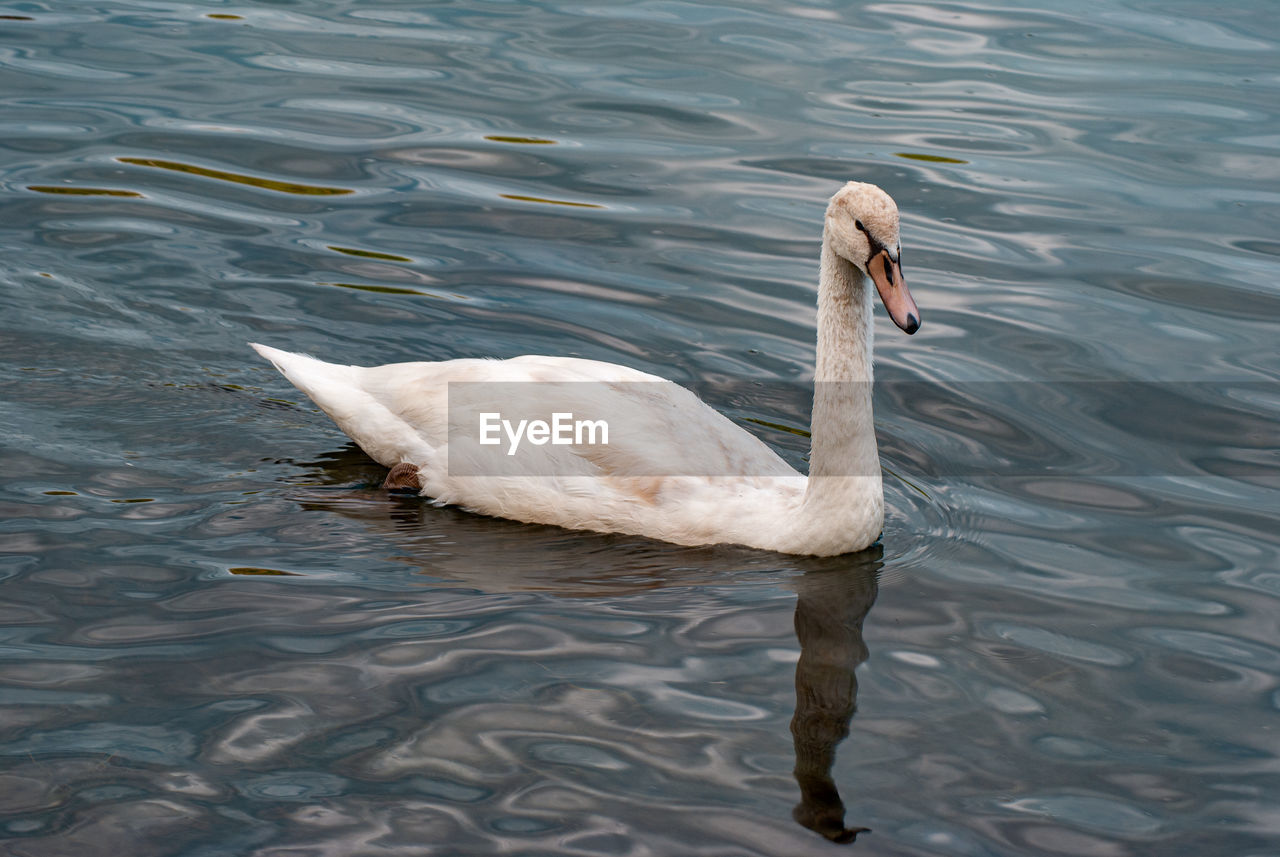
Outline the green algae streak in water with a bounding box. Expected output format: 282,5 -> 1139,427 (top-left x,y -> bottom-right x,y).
228,567 -> 303,577
324,282 -> 428,296
326,246 -> 413,262
500,193 -> 603,209
28,185 -> 143,197
117,157 -> 354,196
892,152 -> 969,164
485,135 -> 557,144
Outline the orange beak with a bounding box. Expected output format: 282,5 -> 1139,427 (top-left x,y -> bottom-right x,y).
869,249 -> 920,334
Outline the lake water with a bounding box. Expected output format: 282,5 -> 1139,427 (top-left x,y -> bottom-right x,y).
2,1 -> 1278,854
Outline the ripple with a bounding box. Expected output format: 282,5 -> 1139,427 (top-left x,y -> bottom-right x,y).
528,740 -> 631,770
239,771 -> 350,800
1001,794 -> 1162,836
984,623 -> 1133,667
3,723 -> 195,766
1133,628 -> 1280,671
244,53 -> 447,80
0,46 -> 134,80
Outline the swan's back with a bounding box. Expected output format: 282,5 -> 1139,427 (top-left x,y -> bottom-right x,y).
252,343 -> 797,486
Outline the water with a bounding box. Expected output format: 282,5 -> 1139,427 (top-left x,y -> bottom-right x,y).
1,1 -> 1278,854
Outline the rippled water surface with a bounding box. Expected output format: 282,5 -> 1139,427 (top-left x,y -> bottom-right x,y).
2,1 -> 1279,855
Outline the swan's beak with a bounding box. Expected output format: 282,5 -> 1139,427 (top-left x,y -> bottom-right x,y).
870,249 -> 920,335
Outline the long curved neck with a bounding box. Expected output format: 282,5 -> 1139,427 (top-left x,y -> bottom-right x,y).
810,234 -> 878,478
795,230 -> 884,550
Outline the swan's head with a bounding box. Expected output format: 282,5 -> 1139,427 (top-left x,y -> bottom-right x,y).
825,182 -> 921,335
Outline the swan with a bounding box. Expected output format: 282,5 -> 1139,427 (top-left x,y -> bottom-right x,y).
251,181 -> 920,556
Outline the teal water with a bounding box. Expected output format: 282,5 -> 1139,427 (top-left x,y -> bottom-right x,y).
1,2 -> 1278,855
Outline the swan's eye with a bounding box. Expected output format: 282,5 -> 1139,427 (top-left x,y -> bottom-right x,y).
853,219 -> 879,263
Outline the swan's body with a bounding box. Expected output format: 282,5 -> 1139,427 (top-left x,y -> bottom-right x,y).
253,182 -> 920,556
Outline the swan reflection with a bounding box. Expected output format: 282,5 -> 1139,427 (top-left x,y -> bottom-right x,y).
790,550 -> 880,843
282,450 -> 883,844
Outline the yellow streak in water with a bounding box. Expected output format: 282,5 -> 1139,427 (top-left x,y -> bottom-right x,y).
326,245 -> 413,262
742,416 -> 811,438
322,282 -> 469,300
28,185 -> 142,197
117,157 -> 354,196
500,193 -> 603,209
228,567 -> 304,576
485,135 -> 557,144
323,281 -> 426,296
892,152 -> 968,164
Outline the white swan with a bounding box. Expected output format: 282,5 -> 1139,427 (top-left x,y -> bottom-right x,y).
252,181 -> 920,556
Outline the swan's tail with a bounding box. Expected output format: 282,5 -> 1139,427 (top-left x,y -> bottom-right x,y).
250,343 -> 437,472
250,343 -> 361,408
250,343 -> 381,457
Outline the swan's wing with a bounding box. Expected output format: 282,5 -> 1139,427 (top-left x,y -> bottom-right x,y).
396,356 -> 796,481
252,346 -> 796,481
253,345 -> 806,547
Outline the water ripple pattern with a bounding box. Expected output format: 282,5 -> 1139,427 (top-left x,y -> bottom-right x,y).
0,1 -> 1277,855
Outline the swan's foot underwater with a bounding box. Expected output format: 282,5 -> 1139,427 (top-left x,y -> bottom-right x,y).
382,462 -> 421,492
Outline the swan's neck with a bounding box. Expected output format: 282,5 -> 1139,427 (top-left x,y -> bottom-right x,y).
795,233 -> 883,549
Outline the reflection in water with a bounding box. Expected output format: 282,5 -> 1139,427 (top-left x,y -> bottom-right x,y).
299,444 -> 884,843
790,552 -> 880,844
289,443 -> 810,593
